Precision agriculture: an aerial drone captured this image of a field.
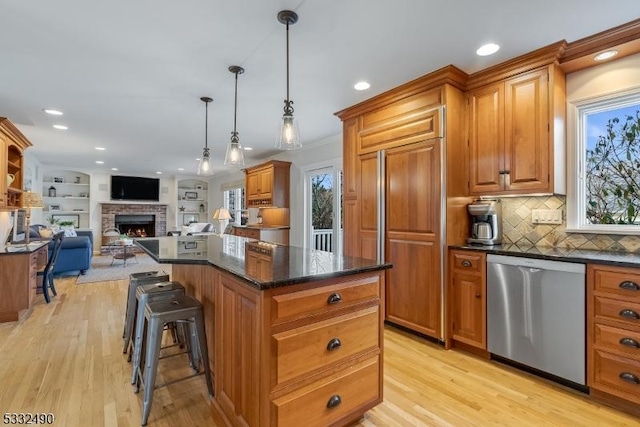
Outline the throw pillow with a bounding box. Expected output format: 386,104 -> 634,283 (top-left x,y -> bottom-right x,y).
38,228 -> 54,239
61,225 -> 77,237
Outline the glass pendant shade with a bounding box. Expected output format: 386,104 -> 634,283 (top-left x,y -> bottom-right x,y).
197,148 -> 213,176
197,96 -> 214,176
276,113 -> 301,150
224,137 -> 244,166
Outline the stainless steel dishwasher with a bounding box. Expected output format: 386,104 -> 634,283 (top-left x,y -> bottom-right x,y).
487,254 -> 586,385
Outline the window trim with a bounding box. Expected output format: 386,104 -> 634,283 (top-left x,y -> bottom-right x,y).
566,85 -> 640,234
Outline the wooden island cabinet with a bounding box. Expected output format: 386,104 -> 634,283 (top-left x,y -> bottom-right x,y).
138,236 -> 389,427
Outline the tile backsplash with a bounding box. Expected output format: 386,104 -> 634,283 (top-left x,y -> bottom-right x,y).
500,195 -> 640,252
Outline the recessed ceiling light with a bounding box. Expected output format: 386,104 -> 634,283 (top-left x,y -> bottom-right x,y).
53,124 -> 68,130
95,147 -> 106,151
594,50 -> 618,61
156,171 -> 162,175
243,147 -> 253,151
95,160 -> 104,164
111,167 -> 118,171
354,81 -> 371,91
177,167 -> 185,171
43,109 -> 63,116
476,43 -> 500,56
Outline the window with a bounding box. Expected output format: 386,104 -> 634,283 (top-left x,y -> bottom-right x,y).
567,88 -> 640,233
304,163 -> 343,254
223,187 -> 245,225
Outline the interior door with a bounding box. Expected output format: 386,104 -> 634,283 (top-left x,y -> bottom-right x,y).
385,139 -> 442,338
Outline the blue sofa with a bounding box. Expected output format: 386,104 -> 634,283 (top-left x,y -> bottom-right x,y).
29,225 -> 93,275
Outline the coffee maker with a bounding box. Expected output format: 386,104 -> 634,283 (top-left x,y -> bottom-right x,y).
467,199 -> 502,245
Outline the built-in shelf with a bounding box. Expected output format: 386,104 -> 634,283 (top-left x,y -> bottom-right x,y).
177,179 -> 208,227
42,170 -> 91,228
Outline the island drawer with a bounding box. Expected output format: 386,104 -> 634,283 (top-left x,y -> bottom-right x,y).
594,323 -> 640,359
592,349 -> 640,404
270,274 -> 380,324
271,356 -> 380,427
271,306 -> 379,386
592,266 -> 640,300
593,296 -> 640,329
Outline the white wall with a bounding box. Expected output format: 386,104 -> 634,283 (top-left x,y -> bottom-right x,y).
210,133 -> 343,247
567,52 -> 640,101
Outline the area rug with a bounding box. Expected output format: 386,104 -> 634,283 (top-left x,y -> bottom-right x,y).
76,254 -> 171,284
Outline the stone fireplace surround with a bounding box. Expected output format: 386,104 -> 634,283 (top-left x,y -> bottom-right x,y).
100,203 -> 167,253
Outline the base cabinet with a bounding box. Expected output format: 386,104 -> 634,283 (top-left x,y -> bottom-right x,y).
174,265 -> 386,427
588,263 -> 640,407
0,245 -> 48,322
448,250 -> 487,350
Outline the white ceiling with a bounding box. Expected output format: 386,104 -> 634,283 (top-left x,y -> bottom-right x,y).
1,1 -> 638,177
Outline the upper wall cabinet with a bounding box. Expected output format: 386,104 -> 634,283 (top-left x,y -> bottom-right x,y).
467,43 -> 566,196
244,160 -> 291,208
0,118 -> 32,210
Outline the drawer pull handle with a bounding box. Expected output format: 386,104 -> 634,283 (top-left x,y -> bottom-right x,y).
461,260 -> 472,268
620,337 -> 640,349
619,281 -> 640,291
619,309 -> 640,320
326,394 -> 342,409
327,293 -> 342,305
327,338 -> 342,351
619,372 -> 640,385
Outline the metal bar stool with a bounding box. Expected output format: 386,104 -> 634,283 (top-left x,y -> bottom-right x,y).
131,281 -> 186,385
123,271 -> 170,358
135,294 -> 213,426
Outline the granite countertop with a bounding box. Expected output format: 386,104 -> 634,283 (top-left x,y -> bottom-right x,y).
1,240 -> 48,255
450,243 -> 640,268
234,225 -> 290,230
135,235 -> 391,290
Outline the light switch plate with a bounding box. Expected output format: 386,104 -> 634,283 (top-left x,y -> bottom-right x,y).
531,209 -> 563,225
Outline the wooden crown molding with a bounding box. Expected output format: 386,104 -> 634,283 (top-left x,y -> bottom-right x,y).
335,65 -> 468,120
0,117 -> 32,149
560,18 -> 640,73
466,40 -> 567,90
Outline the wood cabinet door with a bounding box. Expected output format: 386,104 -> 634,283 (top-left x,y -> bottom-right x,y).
247,172 -> 260,199
358,153 -> 379,262
215,273 -> 261,427
504,68 -> 550,193
385,140 -> 442,338
343,118 -> 359,200
259,167 -> 273,198
468,82 -> 504,195
342,198 -> 360,258
451,269 -> 486,348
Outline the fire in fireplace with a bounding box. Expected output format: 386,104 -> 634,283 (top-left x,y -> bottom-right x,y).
115,214 -> 156,237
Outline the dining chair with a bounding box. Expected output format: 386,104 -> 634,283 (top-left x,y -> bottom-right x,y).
37,231 -> 65,303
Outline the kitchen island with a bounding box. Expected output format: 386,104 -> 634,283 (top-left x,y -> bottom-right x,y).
136,235 -> 391,427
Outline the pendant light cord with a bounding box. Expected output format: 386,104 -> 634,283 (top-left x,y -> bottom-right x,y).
204,100 -> 209,149
286,21 -> 290,104
233,71 -> 238,136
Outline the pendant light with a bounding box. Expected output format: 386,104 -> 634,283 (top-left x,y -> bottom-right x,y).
275,10 -> 301,150
224,66 -> 245,167
197,96 -> 214,176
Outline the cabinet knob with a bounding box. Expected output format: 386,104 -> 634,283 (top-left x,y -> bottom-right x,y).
619,309 -> 640,320
619,281 -> 640,291
475,294 -> 481,298
461,260 -> 472,268
326,338 -> 342,351
327,293 -> 342,305
326,394 -> 342,409
619,337 -> 640,349
619,372 -> 640,385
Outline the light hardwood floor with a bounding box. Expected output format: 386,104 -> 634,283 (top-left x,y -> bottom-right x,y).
0,277 -> 637,426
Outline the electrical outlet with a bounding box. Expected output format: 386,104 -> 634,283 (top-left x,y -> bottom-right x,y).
531,209 -> 563,225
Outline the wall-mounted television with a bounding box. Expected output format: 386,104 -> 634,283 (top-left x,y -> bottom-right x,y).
110,175 -> 160,202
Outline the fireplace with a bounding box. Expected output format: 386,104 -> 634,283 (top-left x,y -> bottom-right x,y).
115,214 -> 155,237
100,203 -> 168,253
